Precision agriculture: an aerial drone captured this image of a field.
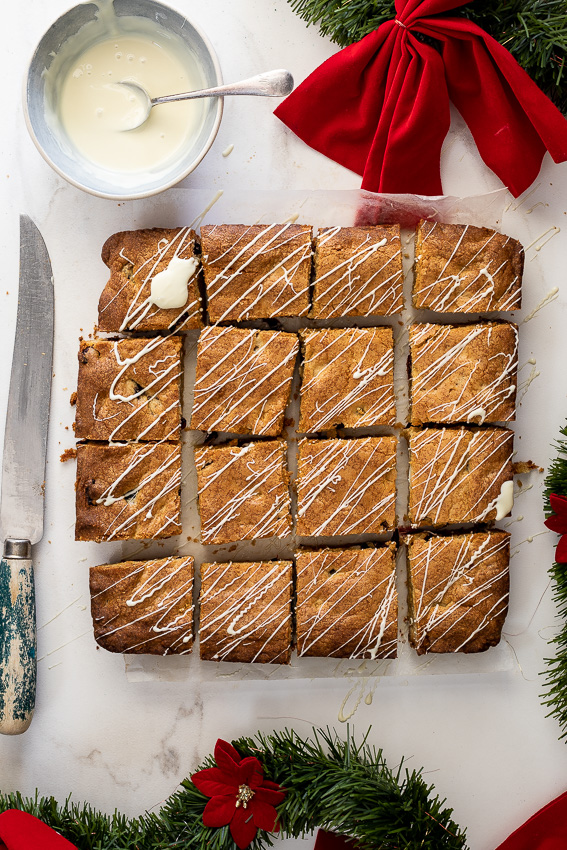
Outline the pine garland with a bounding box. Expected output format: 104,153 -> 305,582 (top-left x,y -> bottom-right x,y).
287,0 -> 567,112
542,423 -> 567,738
0,727 -> 467,849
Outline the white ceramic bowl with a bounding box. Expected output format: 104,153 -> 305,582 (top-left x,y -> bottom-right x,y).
24,0 -> 223,200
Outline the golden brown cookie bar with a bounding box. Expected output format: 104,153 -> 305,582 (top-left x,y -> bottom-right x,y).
295,545 -> 397,658
200,223 -> 312,321
409,322 -> 518,425
406,530 -> 510,654
195,440 -> 292,544
190,326 -> 298,436
414,220 -> 523,312
90,556 -> 194,655
310,225 -> 403,318
298,326 -> 395,432
296,436 -> 396,537
75,441 -> 182,542
407,426 -> 514,526
98,228 -> 202,332
75,336 -> 183,442
199,560 -> 293,664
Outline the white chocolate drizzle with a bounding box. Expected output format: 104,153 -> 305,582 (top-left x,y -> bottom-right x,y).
150,256 -> 199,309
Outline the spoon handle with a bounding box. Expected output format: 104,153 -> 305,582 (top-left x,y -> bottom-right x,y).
151,69 -> 294,107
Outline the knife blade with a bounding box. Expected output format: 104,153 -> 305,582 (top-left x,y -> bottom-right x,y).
0,215 -> 54,735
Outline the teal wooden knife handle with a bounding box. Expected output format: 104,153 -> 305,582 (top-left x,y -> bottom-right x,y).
0,554 -> 36,734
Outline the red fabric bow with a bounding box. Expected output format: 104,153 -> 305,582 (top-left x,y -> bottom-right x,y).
0,810 -> 77,849
275,0 -> 567,197
191,739 -> 285,849
544,493 -> 567,563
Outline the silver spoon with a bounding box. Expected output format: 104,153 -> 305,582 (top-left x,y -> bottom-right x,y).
119,68 -> 294,131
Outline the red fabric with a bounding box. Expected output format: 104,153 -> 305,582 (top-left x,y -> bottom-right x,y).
314,829 -> 356,850
544,494 -> 567,563
192,739 -> 285,849
0,810 -> 77,849
274,0 -> 567,197
495,790 -> 567,849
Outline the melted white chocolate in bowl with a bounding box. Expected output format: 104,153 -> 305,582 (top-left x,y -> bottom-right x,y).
58,32 -> 206,173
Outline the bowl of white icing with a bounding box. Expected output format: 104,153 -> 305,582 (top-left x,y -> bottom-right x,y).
24,0 -> 223,199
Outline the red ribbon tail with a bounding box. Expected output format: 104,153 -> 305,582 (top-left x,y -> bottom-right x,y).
0,810 -> 78,850
314,828 -> 357,850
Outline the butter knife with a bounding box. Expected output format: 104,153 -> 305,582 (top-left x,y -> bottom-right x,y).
0,215 -> 54,735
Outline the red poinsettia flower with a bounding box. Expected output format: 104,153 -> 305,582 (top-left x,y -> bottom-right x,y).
544,493 -> 567,563
191,739 -> 285,849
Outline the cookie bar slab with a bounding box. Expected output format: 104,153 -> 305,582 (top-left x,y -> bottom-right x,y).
200,560 -> 293,663
296,436 -> 396,537
90,556 -> 194,654
295,545 -> 397,659
195,439 -> 292,544
414,221 -> 523,312
299,326 -> 395,432
407,426 -> 514,526
75,441 -> 182,542
201,223 -> 312,321
310,226 -> 403,318
75,336 -> 183,442
190,325 -> 299,436
98,228 -> 202,332
406,530 -> 510,654
409,322 -> 518,425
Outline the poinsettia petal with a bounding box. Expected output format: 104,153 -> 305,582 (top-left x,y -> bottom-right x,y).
240,757 -> 264,786
251,800 -> 279,831
254,786 -> 285,806
550,493 -> 567,514
202,795 -> 236,828
214,740 -> 243,776
230,806 -> 258,849
545,513 -> 567,534
192,767 -> 238,797
556,534 -> 567,564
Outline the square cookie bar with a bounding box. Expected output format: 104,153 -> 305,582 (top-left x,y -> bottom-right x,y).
409,322 -> 518,425
75,336 -> 183,442
98,228 -> 202,332
75,441 -> 182,542
407,426 -> 514,526
311,226 -> 403,318
406,530 -> 510,654
195,440 -> 292,544
200,560 -> 293,663
200,223 -> 312,321
90,556 -> 194,655
299,327 -> 395,432
295,545 -> 398,658
296,436 -> 396,537
190,326 -> 299,436
414,221 -> 523,312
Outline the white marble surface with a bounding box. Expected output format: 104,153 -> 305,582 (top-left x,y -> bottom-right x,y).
2,2 -> 567,849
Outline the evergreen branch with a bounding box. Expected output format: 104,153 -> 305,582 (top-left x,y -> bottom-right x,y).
0,727 -> 467,850
286,0 -> 567,112
541,422 -> 567,739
